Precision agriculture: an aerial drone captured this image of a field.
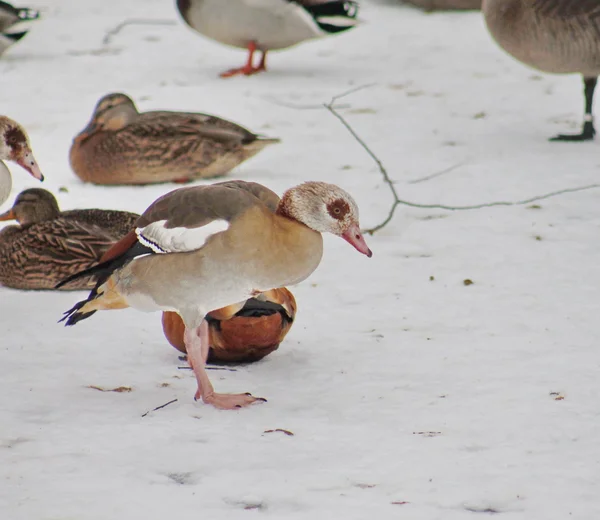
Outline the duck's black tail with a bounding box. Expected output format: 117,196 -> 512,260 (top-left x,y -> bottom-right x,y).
304,1 -> 359,34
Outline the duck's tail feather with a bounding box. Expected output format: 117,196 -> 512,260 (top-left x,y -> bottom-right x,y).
304,1 -> 360,33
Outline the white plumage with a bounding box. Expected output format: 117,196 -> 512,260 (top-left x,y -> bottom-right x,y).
136,219 -> 230,254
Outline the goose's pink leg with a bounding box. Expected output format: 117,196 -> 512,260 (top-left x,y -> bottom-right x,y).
184,320 -> 265,409
220,42 -> 267,78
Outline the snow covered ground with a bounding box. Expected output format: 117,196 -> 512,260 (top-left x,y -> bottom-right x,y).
1,0 -> 600,518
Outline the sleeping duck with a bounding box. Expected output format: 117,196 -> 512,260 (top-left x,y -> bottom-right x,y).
70,92 -> 281,185
0,188 -> 139,290
175,0 -> 360,76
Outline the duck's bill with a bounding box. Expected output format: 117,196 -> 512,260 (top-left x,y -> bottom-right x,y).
16,149 -> 44,181
0,209 -> 16,221
342,223 -> 373,258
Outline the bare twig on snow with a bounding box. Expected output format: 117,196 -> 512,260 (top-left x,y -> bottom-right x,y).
323,88 -> 600,234
141,398 -> 178,417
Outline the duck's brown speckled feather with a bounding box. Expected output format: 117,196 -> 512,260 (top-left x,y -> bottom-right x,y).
0,219 -> 126,290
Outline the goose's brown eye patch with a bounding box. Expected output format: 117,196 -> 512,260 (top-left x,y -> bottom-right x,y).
5,126 -> 26,149
327,199 -> 350,220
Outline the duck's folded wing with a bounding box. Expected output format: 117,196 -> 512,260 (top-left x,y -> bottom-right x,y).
132,112 -> 258,144
16,220 -> 118,269
136,180 -> 280,254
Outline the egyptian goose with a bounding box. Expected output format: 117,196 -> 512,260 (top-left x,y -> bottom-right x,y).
175,0 -> 360,77
70,92 -> 280,185
0,1 -> 40,57
0,188 -> 138,290
483,0 -> 600,141
0,116 -> 43,207
59,180 -> 372,410
162,287 -> 297,363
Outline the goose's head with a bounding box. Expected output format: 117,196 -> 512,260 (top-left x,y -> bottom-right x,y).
0,116 -> 44,181
278,181 -> 372,257
0,188 -> 59,226
75,93 -> 139,142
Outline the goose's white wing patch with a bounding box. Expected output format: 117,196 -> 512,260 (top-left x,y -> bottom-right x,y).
136,219 -> 230,254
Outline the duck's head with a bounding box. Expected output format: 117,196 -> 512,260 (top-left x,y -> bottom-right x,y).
0,116 -> 44,181
0,188 -> 59,226
75,93 -> 139,142
278,181 -> 372,257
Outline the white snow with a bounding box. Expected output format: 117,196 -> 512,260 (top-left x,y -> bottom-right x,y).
1,0 -> 600,518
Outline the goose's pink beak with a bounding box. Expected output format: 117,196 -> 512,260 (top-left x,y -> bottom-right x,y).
342,222 -> 372,258
15,148 -> 44,182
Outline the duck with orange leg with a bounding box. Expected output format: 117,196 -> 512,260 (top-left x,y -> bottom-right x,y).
176,0 -> 360,77
58,180 -> 371,410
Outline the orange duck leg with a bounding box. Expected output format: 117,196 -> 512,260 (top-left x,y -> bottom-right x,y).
162,288 -> 297,363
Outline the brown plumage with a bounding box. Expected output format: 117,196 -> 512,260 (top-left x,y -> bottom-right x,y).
69,92 -> 280,185
0,188 -> 138,290
483,0 -> 600,140
162,287 -> 297,363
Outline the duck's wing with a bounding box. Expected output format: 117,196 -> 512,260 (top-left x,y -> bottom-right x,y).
3,219 -> 120,289
60,209 -> 140,239
130,112 -> 259,145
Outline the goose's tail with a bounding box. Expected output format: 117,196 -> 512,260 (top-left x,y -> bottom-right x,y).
59,275 -> 129,326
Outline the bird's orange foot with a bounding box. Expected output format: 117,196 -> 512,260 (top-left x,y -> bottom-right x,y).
195,390 -> 267,410
219,65 -> 265,78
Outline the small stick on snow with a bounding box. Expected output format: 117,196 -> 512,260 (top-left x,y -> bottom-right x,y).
141,398 -> 178,417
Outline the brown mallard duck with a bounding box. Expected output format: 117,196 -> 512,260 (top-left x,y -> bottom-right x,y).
69,93 -> 281,185
162,288 -> 297,363
0,115 -> 43,206
0,188 -> 139,290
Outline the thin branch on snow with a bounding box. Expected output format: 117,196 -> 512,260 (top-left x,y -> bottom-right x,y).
323,89 -> 600,234
408,161 -> 465,185
103,19 -> 177,45
141,398 -> 178,418
177,365 -> 238,372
